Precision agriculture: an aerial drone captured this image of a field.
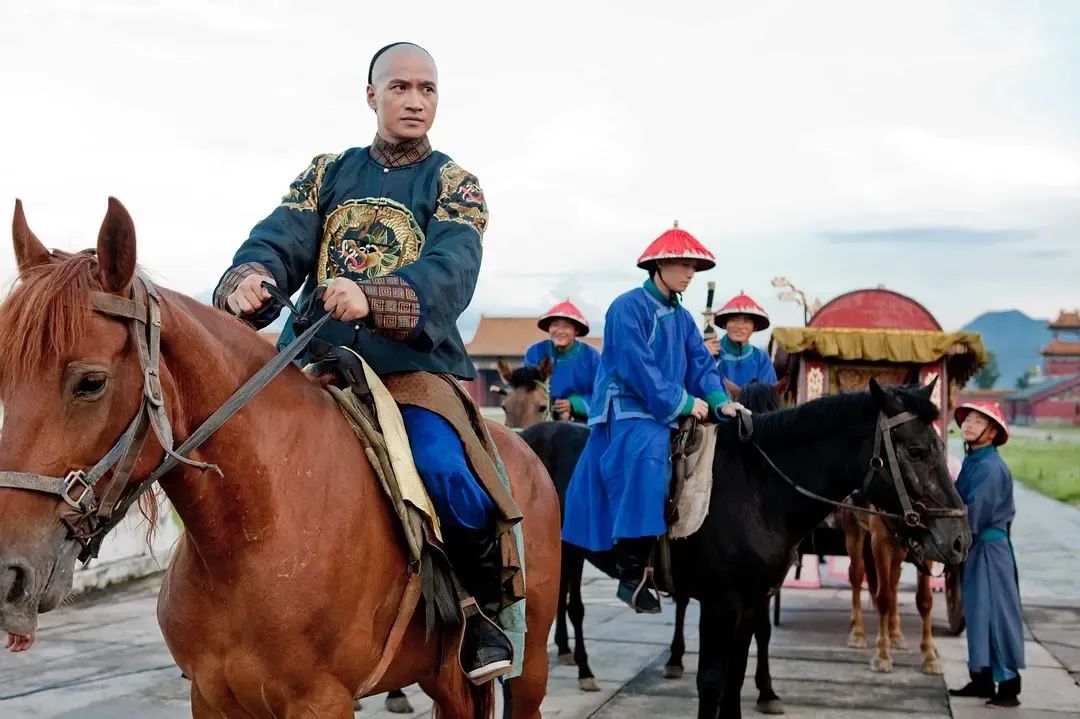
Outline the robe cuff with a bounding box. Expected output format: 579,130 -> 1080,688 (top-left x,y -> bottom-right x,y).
357,275 -> 424,341
677,393 -> 695,418
568,395 -> 589,419
213,262 -> 274,312
706,390 -> 731,417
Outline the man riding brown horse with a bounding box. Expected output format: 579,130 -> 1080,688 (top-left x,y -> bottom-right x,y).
215,41 -> 519,684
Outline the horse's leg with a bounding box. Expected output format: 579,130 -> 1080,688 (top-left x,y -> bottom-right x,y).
888,544 -> 907,650
565,549 -> 598,692
916,563 -> 942,675
696,599 -> 738,719
719,614 -> 755,719
554,544 -> 573,664
754,596 -> 783,715
504,590 -> 556,719
664,589 -> 690,679
870,529 -> 896,673
385,687 -> 414,713
844,515 -> 868,648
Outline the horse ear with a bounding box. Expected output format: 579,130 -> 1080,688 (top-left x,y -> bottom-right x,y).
773,375 -> 789,398
497,358 -> 513,384
538,356 -> 553,381
12,199 -> 51,276
723,377 -> 741,400
96,197 -> 137,293
869,377 -> 902,413
920,375 -> 938,399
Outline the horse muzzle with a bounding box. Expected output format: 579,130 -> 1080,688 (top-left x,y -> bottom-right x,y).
0,540 -> 79,634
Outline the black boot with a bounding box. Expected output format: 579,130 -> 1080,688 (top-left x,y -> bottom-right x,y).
987,675 -> 1021,708
445,527 -> 514,685
949,667 -> 994,698
615,537 -> 661,614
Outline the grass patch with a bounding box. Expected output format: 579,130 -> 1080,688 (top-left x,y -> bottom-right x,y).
1000,437 -> 1080,505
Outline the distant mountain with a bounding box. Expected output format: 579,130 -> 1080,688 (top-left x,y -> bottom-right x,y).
961,310 -> 1051,389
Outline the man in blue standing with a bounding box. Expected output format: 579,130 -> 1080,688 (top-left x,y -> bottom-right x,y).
562,223 -> 744,613
948,400 -> 1024,707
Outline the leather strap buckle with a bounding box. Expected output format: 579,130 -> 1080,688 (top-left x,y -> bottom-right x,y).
144,367 -> 164,407
61,470 -> 94,510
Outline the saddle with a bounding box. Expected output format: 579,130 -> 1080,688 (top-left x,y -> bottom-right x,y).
667,417 -> 718,539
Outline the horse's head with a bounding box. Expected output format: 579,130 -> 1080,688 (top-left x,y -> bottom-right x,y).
0,199 -> 153,635
865,378 -> 971,566
497,357 -> 552,430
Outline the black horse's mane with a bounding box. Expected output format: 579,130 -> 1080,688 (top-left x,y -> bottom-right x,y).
508,365 -> 545,390
733,385 -> 939,445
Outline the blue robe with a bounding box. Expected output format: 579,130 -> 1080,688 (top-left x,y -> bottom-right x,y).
716,335 -> 777,387
562,280 -> 728,551
956,445 -> 1025,680
524,339 -> 601,419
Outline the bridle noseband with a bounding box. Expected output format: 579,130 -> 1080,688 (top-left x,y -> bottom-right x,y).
741,409 -> 967,530
0,275 -> 329,562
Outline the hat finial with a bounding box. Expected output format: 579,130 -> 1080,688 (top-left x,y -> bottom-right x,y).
673,220 -> 679,228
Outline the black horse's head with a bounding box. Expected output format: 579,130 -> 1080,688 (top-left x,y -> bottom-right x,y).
864,378 -> 971,566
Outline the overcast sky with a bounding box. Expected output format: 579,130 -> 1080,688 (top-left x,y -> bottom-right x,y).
3,0 -> 1078,337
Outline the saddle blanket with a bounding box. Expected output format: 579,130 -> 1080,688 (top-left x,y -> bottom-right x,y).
668,423 -> 718,540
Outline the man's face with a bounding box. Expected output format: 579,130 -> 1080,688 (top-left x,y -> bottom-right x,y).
724,314 -> 755,344
547,319 -> 577,349
960,411 -> 997,445
367,46 -> 438,143
657,260 -> 697,293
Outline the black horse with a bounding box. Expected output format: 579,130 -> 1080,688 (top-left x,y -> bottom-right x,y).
671,379 -> 969,718
519,379 -> 784,699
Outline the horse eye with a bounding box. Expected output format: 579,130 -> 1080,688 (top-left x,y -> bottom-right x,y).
906,445 -> 927,461
74,374 -> 108,398
537,404 -> 547,413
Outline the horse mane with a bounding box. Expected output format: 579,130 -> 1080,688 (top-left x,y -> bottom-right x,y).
744,385 -> 939,445
0,251 -> 100,389
0,250 -> 162,543
508,364 -> 545,390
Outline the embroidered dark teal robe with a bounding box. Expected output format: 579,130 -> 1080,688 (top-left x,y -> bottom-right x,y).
214,137 -> 487,379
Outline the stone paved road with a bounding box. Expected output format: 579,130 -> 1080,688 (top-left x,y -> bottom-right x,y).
3,568 -> 1078,718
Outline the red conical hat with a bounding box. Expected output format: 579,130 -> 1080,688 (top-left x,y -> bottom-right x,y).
954,400 -> 1010,445
715,293 -> 770,331
636,221 -> 716,271
538,300 -> 590,336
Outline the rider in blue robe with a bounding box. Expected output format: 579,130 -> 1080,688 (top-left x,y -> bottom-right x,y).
562,223 -> 743,613
949,402 -> 1025,707
524,300 -> 600,421
706,293 -> 777,387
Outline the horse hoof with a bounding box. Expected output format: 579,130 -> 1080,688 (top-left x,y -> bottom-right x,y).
871,657 -> 893,673
352,699 -> 363,711
385,695 -> 414,713
847,635 -> 867,648
756,699 -> 785,715
579,677 -> 601,692
557,652 -> 576,666
892,637 -> 908,651
663,664 -> 684,679
922,660 -> 943,676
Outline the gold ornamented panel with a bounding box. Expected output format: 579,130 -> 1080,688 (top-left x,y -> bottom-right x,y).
831,364 -> 912,394
318,198 -> 425,283
281,153 -> 339,213
433,161 -> 488,240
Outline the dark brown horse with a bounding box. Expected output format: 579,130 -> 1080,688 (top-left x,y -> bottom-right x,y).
0,199 -> 561,718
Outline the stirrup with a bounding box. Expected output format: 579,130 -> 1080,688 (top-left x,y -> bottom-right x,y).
630,567 -> 662,614
457,597 -> 513,686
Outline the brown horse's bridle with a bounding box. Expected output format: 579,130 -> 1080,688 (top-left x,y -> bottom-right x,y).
0,274 -> 329,562
737,409 -> 967,529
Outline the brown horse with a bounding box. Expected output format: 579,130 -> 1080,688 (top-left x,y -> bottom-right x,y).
496,358 -> 553,431
0,199 -> 561,718
838,509 -> 941,675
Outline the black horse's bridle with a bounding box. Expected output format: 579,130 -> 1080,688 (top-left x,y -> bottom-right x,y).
736,409 -> 967,529
0,275 -> 328,561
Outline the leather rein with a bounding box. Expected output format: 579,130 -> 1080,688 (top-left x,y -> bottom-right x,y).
0,275 -> 329,562
733,409 -> 967,529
